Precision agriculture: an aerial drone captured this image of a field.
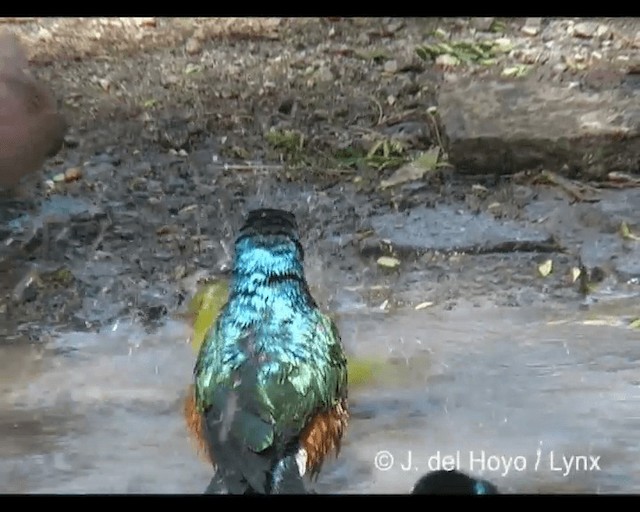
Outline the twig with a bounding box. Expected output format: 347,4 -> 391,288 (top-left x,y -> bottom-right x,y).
0,18 -> 37,24
427,109 -> 445,153
212,163 -> 285,171
369,95 -> 384,126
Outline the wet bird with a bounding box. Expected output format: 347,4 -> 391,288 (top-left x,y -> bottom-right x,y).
0,30 -> 67,190
411,469 -> 499,495
186,208 -> 349,494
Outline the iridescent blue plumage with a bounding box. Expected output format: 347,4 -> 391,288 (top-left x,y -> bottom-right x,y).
194,209 -> 348,494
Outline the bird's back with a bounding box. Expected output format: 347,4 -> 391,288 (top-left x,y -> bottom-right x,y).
194,209 -> 348,494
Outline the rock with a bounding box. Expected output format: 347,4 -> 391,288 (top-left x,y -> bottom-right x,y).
133,17 -> 156,28
435,54 -> 460,68
437,78 -> 640,178
185,37 -> 202,55
0,31 -> 67,189
383,59 -> 398,74
521,18 -> 542,36
385,20 -> 405,34
470,17 -> 495,32
64,166 -> 83,182
572,21 -> 601,39
582,66 -> 625,92
161,74 -> 180,87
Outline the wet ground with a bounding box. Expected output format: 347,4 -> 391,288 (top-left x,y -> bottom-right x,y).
1,18 -> 640,494
1,301 -> 640,493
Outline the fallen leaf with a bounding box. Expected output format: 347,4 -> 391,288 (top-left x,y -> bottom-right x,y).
502,64 -> 531,77
379,148 -> 439,190
377,256 -> 401,268
537,259 -> 553,277
620,221 -> 640,241
570,266 -> 582,283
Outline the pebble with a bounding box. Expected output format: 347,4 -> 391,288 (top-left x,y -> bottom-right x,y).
470,17 -> 495,32
185,37 -> 202,55
436,54 -> 460,68
521,18 -> 542,36
384,59 -> 398,74
572,21 -> 600,38
64,167 -> 83,182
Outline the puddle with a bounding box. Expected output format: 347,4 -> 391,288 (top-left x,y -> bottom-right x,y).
1,299 -> 639,493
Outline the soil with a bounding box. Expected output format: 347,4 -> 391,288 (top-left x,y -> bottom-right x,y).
0,17 -> 639,343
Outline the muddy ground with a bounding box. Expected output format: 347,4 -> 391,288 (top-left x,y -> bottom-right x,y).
0,16 -> 639,495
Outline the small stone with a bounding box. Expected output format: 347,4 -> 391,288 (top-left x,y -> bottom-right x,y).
435,54 -> 460,68
595,24 -> 609,39
98,78 -> 110,91
134,17 -> 156,28
162,74 -> 180,86
383,59 -> 398,74
521,17 -> 542,36
573,21 -> 599,38
553,63 -> 567,74
64,167 -> 82,182
185,37 -> 202,55
514,49 -> 539,64
36,27 -> 52,41
470,17 -> 495,32
386,20 -> 405,34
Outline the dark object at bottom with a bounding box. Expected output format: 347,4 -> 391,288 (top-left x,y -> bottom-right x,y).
411,469 -> 499,495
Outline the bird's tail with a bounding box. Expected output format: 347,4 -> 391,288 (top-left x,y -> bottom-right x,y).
203,451 -> 307,494
203,403 -> 308,494
202,368 -> 308,494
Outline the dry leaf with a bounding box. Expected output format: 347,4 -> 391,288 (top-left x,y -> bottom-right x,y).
537,259 -> 553,277
377,256 -> 401,268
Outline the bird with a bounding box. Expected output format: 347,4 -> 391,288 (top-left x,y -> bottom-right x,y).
411,469 -> 499,495
187,208 -> 349,494
0,30 -> 67,190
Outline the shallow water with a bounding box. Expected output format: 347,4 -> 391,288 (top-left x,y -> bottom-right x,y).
0,297 -> 638,493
